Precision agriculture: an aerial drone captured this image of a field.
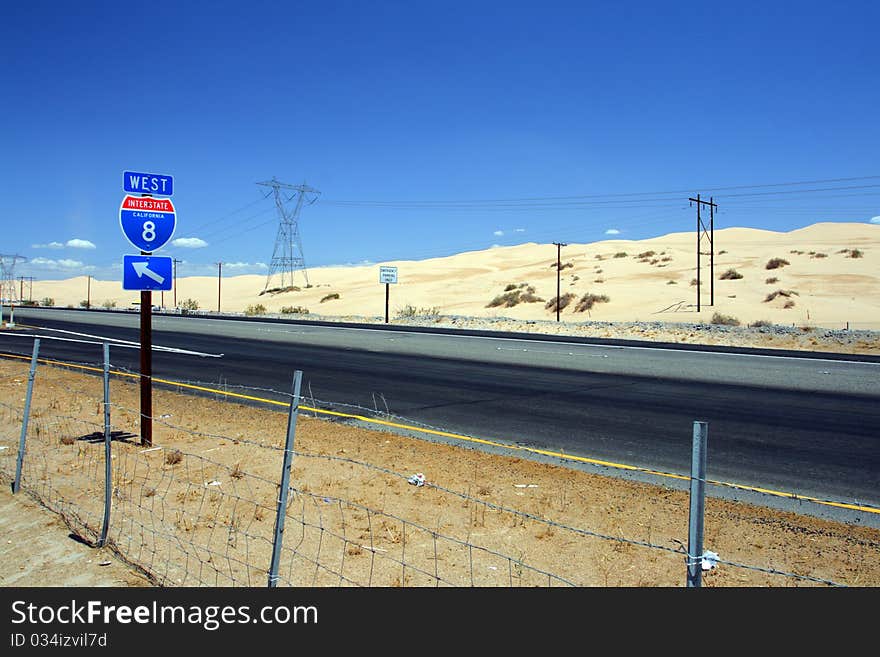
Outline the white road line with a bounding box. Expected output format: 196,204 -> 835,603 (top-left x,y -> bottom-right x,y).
0,331 -> 223,358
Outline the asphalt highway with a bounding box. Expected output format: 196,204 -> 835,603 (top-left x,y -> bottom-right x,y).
3,308 -> 879,510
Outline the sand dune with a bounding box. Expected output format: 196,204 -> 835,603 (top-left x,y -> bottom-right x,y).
24,222 -> 880,331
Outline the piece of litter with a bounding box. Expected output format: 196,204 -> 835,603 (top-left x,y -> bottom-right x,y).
98,561 -> 112,566
407,473 -> 426,487
488,566 -> 498,571
159,414 -> 173,419
702,550 -> 719,571
322,497 -> 332,503
514,484 -> 538,488
204,480 -> 221,487
139,446 -> 162,454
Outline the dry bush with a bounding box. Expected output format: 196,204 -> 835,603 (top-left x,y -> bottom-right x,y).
765,277 -> 779,284
839,248 -> 864,258
230,463 -> 245,480
719,268 -> 743,280
244,304 -> 266,316
764,289 -> 799,302
613,252 -> 628,258
320,293 -> 340,303
666,280 -> 677,285
690,278 -> 698,286
487,284 -> 543,308
711,312 -> 740,326
749,319 -> 773,328
636,251 -> 655,259
281,306 -> 309,314
783,300 -> 796,309
165,449 -> 183,466
574,293 -> 610,313
545,293 -> 576,313
765,258 -> 790,270
811,252 -> 828,259
718,250 -> 728,255
504,283 -> 517,291
59,435 -> 76,445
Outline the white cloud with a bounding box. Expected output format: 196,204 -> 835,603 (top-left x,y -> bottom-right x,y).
30,257 -> 93,271
66,238 -> 96,249
493,230 -> 504,237
32,241 -> 64,249
225,261 -> 268,270
172,237 -> 208,248
604,228 -> 621,235
870,216 -> 880,224
490,244 -> 501,249
514,228 -> 525,233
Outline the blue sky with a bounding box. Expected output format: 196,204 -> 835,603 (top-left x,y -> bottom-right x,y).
2,1 -> 878,281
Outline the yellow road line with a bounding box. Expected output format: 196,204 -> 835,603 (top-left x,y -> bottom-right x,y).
1,350 -> 877,515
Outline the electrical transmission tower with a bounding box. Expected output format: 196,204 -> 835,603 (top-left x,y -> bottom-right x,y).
0,254 -> 27,303
258,177 -> 320,292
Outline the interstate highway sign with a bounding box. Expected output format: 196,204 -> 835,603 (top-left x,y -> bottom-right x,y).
122,254 -> 173,291
119,195 -> 176,252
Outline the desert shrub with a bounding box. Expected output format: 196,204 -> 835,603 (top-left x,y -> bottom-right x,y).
165,449 -> 183,465
783,300 -> 796,309
102,299 -> 116,309
245,304 -> 267,316
320,293 -> 340,303
749,319 -> 773,328
487,285 -> 542,308
594,255 -> 605,261
719,268 -> 743,280
550,261 -> 574,270
594,278 -> 605,283
711,312 -> 740,326
545,293 -> 576,313
397,305 -> 441,318
847,249 -> 864,258
180,298 -> 199,313
667,280 -> 677,285
280,306 -> 309,314
41,297 -> 55,307
574,293 -> 609,313
637,251 -> 656,259
20,300 -> 37,306
764,289 -> 799,302
79,300 -> 90,308
811,252 -> 828,258
765,277 -> 779,284
765,258 -> 790,270
660,256 -> 672,262
59,435 -> 75,445
504,283 -> 517,292
690,278 -> 698,286
613,252 -> 628,258
719,250 -> 728,255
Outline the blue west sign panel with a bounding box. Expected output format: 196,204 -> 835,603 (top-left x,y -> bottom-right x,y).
123,171 -> 174,196
122,254 -> 173,291
119,195 -> 176,252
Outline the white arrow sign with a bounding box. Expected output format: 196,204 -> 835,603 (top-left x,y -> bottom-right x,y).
132,261 -> 166,284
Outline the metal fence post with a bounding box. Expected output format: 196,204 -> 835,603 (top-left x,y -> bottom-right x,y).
686,420 -> 708,587
268,370 -> 303,587
12,338 -> 40,494
98,342 -> 112,548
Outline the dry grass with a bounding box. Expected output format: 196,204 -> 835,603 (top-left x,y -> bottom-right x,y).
764,289 -> 799,303
719,268 -> 743,280
574,293 -> 610,313
545,293 -> 576,313
165,449 -> 183,466
765,277 -> 779,284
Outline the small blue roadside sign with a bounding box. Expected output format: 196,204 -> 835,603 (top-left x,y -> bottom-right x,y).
122,254 -> 173,291
123,171 -> 174,196
119,195 -> 177,252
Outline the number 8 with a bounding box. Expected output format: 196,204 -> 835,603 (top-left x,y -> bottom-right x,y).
143,221 -> 156,242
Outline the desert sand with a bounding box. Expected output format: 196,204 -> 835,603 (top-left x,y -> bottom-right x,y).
25,222 -> 880,334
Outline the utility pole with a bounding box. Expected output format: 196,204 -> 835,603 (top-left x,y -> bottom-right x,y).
172,258 -> 182,307
553,242 -> 567,322
87,275 -> 91,309
216,262 -> 222,313
688,195 -> 717,312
